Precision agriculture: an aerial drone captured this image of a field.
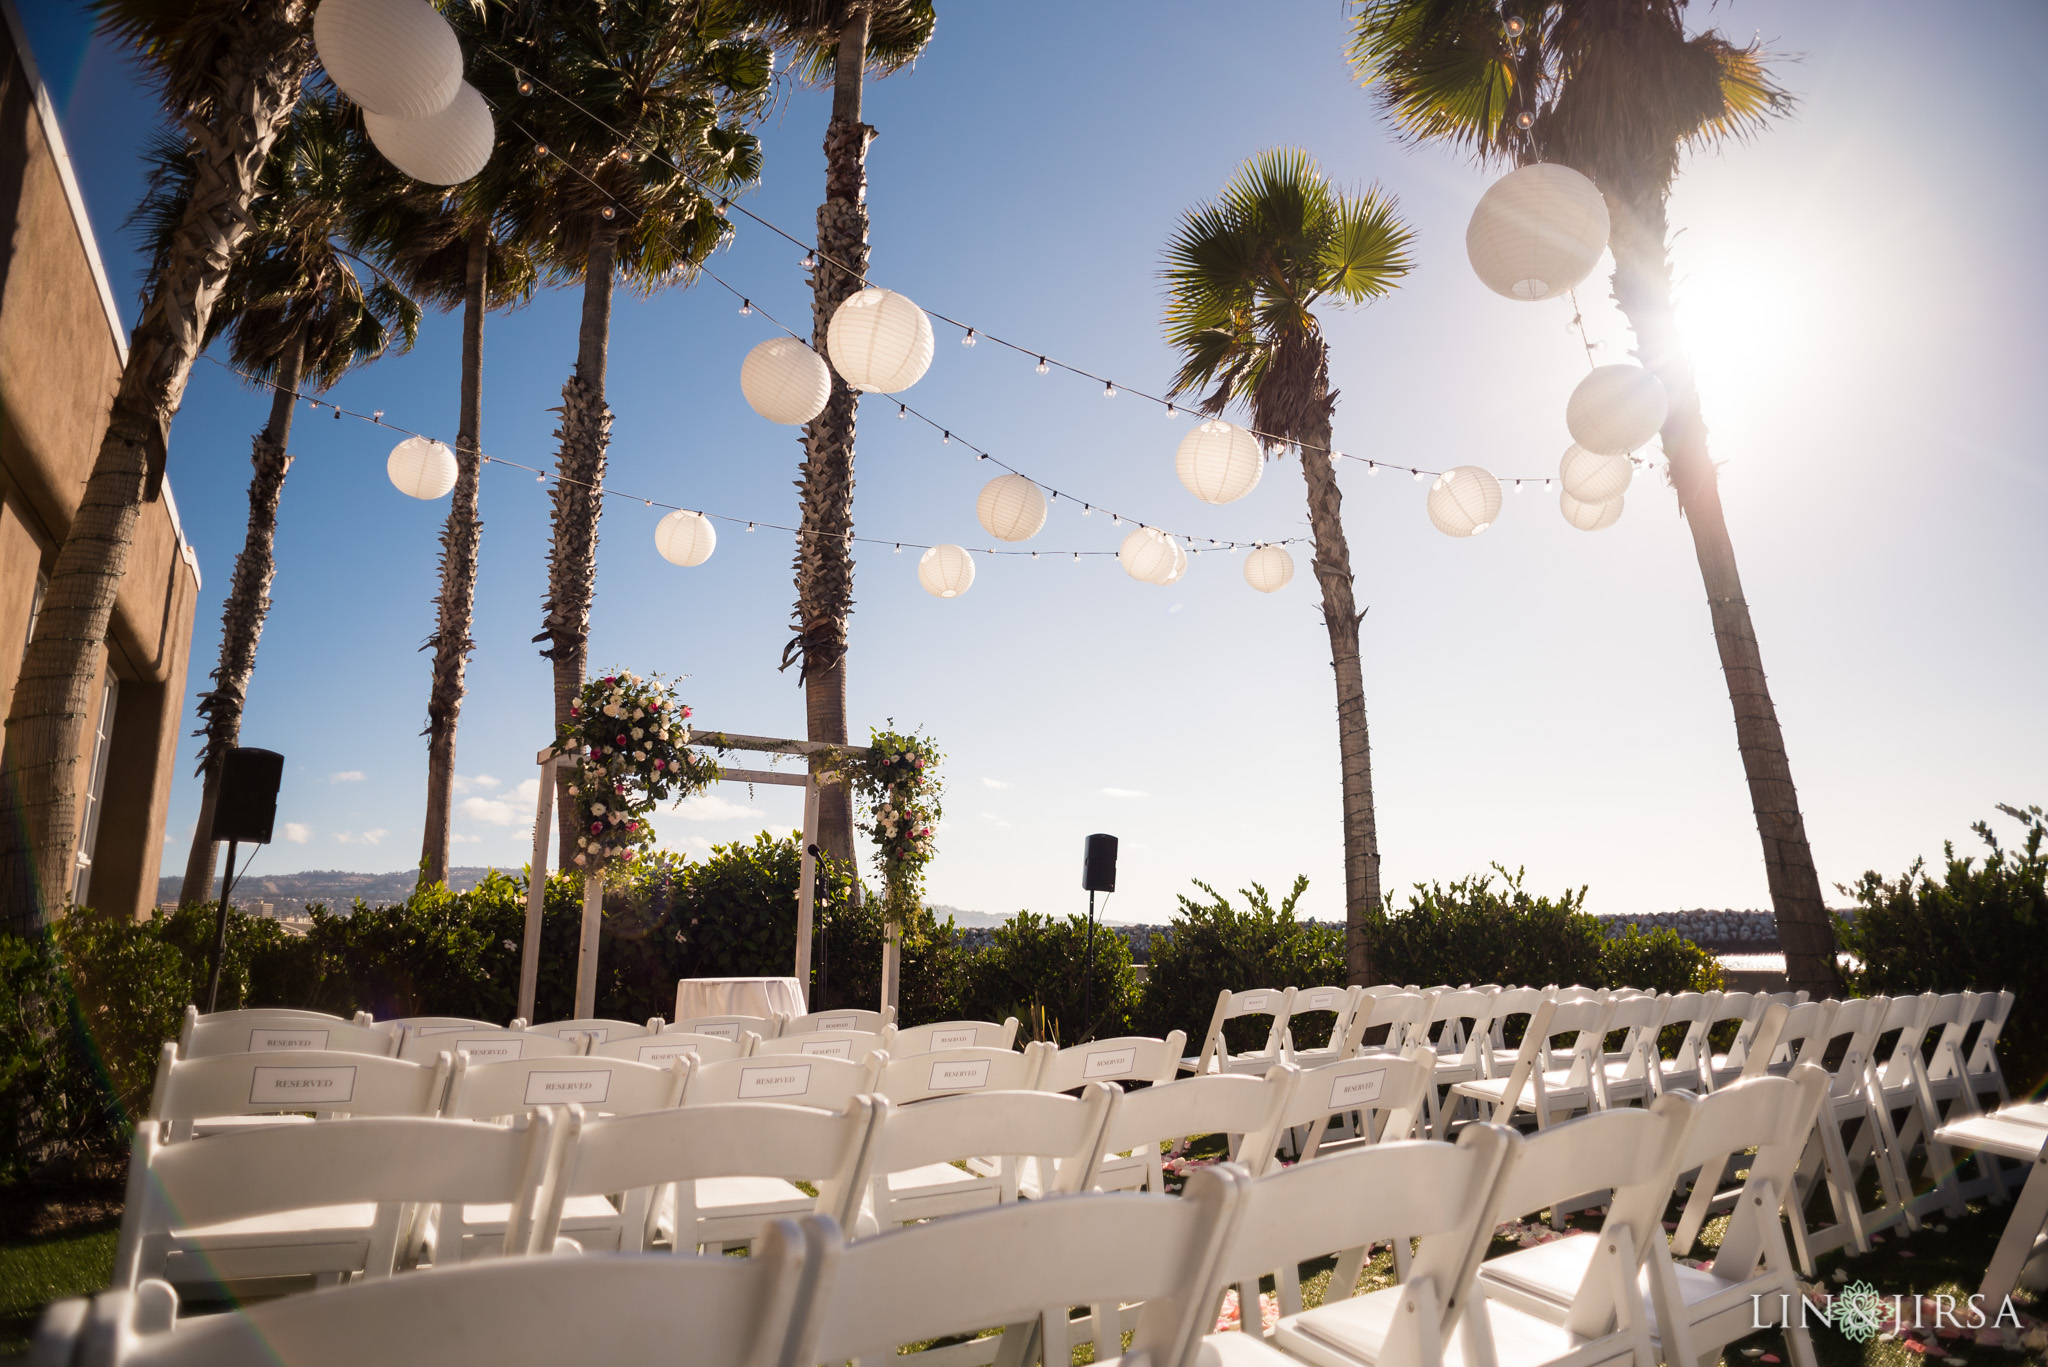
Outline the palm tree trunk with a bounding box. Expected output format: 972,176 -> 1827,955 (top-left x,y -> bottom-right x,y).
1295,361 -> 1381,987
1604,187 -> 1838,998
788,7 -> 873,863
177,326 -> 306,907
540,229 -> 616,866
0,7 -> 308,933
420,227 -> 490,885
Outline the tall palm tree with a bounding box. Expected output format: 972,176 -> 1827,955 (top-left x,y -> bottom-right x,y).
1162,149 -> 1413,986
350,150 -> 538,887
478,0 -> 768,863
760,0 -> 935,863
1345,1 -> 1836,995
151,99 -> 421,907
0,0 -> 311,933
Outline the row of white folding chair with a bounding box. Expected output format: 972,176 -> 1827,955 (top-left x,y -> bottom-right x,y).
1187,987 -> 1362,1076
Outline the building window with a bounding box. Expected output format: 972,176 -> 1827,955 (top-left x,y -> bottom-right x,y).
72,674 -> 118,907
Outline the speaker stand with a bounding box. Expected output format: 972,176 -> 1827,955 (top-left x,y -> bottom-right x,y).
1080,888 -> 1097,1045
203,838 -> 240,1013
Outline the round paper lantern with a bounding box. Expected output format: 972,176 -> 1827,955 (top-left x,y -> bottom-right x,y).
387,435 -> 456,499
1465,164 -> 1610,301
740,337 -> 830,425
918,543 -> 974,598
654,510 -> 716,566
363,82 -> 493,186
1118,527 -> 1181,585
1175,420 -> 1263,505
1243,544 -> 1294,594
1559,489 -> 1624,531
826,288 -> 935,394
975,473 -> 1046,542
1558,443 -> 1633,503
314,0 -> 463,119
1565,364 -> 1668,455
1426,465 -> 1504,537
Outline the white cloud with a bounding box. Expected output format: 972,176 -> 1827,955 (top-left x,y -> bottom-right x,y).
329,770 -> 366,784
282,822 -> 312,844
514,778 -> 540,802
981,777 -> 1014,790
1101,788 -> 1149,799
672,793 -> 765,822
452,774 -> 500,794
683,836 -> 714,850
1168,603 -> 1184,614
458,797 -> 521,826
335,828 -> 388,845
451,833 -> 483,845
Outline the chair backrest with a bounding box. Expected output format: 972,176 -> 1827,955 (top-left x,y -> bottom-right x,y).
527,1018 -> 655,1046
146,1046 -> 449,1125
787,1168 -> 1242,1367
1192,988 -> 1296,1072
1284,985 -> 1362,1051
444,1052 -> 685,1120
666,1014 -> 779,1042
1873,992 -> 1938,1089
114,1112 -> 561,1286
381,1016 -> 508,1036
1259,1051 -> 1437,1168
683,1053 -> 881,1111
1652,992 -> 1720,1081
179,1013 -> 398,1061
1600,994 -> 1669,1091
1095,1069 -> 1294,1175
751,1029 -> 892,1063
95,1218 -> 809,1367
395,1026 -> 585,1064
1034,1033 -> 1186,1092
1213,1125 -> 1517,1356
1425,988 -> 1499,1064
1489,998 -> 1613,1109
871,1045 -> 1043,1104
589,1030 -> 752,1065
863,1086 -> 1119,1200
782,1008 -> 893,1035
1486,986 -> 1549,1048
1962,989 -> 2015,1083
887,1018 -> 1020,1055
1798,995 -> 1888,1096
1335,990 -> 1435,1058
1667,1064 -> 1830,1259
1760,999 -> 1837,1071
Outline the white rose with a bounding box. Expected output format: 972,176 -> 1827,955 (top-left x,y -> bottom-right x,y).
632,751 -> 646,762
592,802 -> 606,814
631,727 -> 643,740
632,709 -> 644,720
573,853 -> 587,866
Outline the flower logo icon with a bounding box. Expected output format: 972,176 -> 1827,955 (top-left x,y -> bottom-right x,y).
1834,1282 -> 1884,1343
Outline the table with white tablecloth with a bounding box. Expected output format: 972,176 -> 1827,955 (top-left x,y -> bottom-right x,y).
673,976 -> 807,1023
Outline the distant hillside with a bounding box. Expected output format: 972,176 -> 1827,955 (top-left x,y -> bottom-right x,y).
157,866 -> 503,915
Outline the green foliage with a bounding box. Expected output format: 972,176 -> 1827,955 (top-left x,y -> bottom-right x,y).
851,728 -> 944,924
961,912 -> 1137,1045
807,898 -> 964,1030
1597,923 -> 1725,996
1138,877 -> 1346,1051
552,672 -> 720,871
1837,804 -> 2047,1100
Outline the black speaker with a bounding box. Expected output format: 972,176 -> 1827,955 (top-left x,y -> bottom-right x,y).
1082,833 -> 1118,893
212,748 -> 284,844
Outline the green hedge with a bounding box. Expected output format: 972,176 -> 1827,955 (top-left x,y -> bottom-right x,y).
961,912 -> 1138,1044
1137,877 -> 1346,1052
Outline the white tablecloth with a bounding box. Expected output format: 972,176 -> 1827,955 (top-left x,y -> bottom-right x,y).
674,976 -> 807,1021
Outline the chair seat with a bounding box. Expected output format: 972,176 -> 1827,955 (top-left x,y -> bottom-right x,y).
1476,1230 -> 1597,1308
887,1162 -> 997,1195
696,1175 -> 811,1211
1469,1297 -> 1634,1367
1191,1328 -> 1301,1367
1271,1281 -> 1407,1367
1453,1070 -> 1588,1112
172,1202 -> 379,1239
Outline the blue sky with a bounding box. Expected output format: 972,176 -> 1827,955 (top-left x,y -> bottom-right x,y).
21,1 -> 2046,922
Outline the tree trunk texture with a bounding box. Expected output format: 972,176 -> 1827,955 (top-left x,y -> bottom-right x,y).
539,231 -> 615,867
176,326 -> 306,908
1295,378 -> 1382,989
787,9 -> 873,864
1604,187 -> 1838,998
0,4 -> 309,932
419,227 -> 490,885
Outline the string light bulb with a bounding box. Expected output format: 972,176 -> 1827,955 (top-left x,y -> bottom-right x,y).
1103,381 -> 1116,398
517,77 -> 534,95
1506,17 -> 1526,36
372,410 -> 384,421
897,404 -> 907,420
535,143 -> 549,156
1165,403 -> 1176,418
737,299 -> 751,315
601,206 -> 616,220
1036,356 -> 1047,373
747,522 -> 756,531
1515,111 -> 1535,130
1367,461 -> 1379,475
1411,468 -> 1425,481
800,251 -> 816,270
961,329 -> 977,348
942,431 -> 950,444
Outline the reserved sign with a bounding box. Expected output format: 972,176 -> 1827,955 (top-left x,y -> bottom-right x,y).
929,1027 -> 978,1050
1239,993 -> 1270,1011
738,1064 -> 812,1099
522,1070 -> 612,1105
250,1029 -> 327,1051
1304,990 -> 1338,1010
249,1065 -> 356,1105
455,1037 -> 523,1061
560,1027 -> 608,1044
415,1025 -> 470,1036
1083,1047 -> 1138,1079
928,1058 -> 991,1092
814,1015 -> 858,1032
799,1038 -> 853,1059
637,1041 -> 700,1064
692,1022 -> 742,1041
1327,1068 -> 1386,1109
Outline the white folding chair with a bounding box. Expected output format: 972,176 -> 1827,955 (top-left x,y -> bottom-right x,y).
1453,998 -> 1615,1130
1260,1051 -> 1436,1171
783,1007 -> 895,1034
146,1045 -> 449,1145
752,1029 -> 892,1063
1594,996 -> 1670,1109
112,1111 -> 563,1295
177,1009 -> 397,1060
1781,996 -> 1916,1266
1416,989 -> 1500,1136
1338,991 -> 1436,1061
59,1217 -> 808,1367
1482,987 -> 1552,1078
684,1052 -> 882,1109
888,1017 -> 1021,1055
1642,992 -> 1718,1095
395,1027 -> 585,1064
787,1167 -> 1242,1367
1033,1033 -> 1186,1092
375,1015 -> 507,1037
178,1005 -> 357,1040
1931,1105 -> 2048,1309
1958,989 -> 2016,1111
590,1030 -> 754,1065
1280,986 -> 1365,1067
527,1017 -> 658,1047
559,1099 -> 877,1254
436,1053 -> 686,1257
1072,1066 -> 1293,1196
666,1013 -> 781,1042
870,1044 -> 1045,1104
1904,992 -> 2010,1216
1185,988 -> 1297,1076
1758,999 -> 1838,1075
1699,991 -> 1764,1089
861,1084 -> 1116,1229
1204,1126 -> 1515,1367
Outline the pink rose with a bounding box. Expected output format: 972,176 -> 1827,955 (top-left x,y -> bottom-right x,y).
591,821 -> 603,834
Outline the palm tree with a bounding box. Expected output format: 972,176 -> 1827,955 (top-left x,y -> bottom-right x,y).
759,0 -> 935,863
478,0 -> 769,864
350,151 -> 538,887
153,98 -> 421,907
0,0 -> 311,933
1346,1 -> 1837,995
1162,149 -> 1414,986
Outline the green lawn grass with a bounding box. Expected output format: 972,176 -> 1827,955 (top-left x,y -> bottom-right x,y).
0,1222 -> 118,1357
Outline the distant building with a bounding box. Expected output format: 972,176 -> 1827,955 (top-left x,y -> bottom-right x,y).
0,7 -> 201,920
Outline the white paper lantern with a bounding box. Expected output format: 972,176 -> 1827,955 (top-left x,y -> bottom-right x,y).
975,473 -> 1046,542
918,543 -> 975,598
654,510 -> 716,566
739,338 -> 831,425
1558,443 -> 1633,503
1243,544 -> 1294,594
314,0 -> 463,119
1466,164 -> 1610,302
1175,420 -> 1263,505
1559,489 -> 1624,531
1426,465 -> 1503,537
1118,527 -> 1180,585
1566,364 -> 1668,455
387,435 -> 456,499
826,288 -> 935,394
1162,538 -> 1189,585
363,83 -> 493,186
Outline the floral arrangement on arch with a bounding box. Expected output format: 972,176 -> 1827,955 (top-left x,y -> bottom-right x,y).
549,670 -> 721,870
853,728 -> 944,920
